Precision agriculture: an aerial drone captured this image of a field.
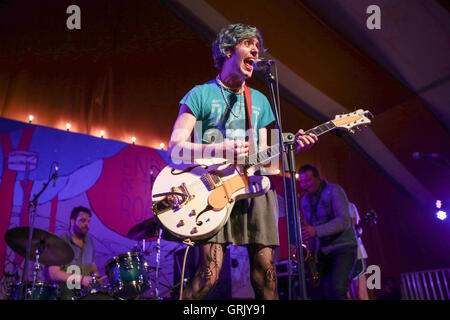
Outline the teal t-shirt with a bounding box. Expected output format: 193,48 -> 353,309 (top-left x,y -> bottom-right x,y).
179,80 -> 275,153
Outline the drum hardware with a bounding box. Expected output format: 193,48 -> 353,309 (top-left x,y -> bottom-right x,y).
145,276 -> 189,300
5,226 -> 74,300
125,214 -> 188,300
8,282 -> 57,300
29,239 -> 44,299
153,228 -> 163,299
13,162 -> 60,300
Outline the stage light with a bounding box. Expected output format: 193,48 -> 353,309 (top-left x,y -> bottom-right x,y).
100,130 -> 105,138
131,136 -> 136,144
436,210 -> 447,221
436,200 -> 442,209
295,173 -> 299,179
28,115 -> 34,123
276,169 -> 281,175
66,123 -> 71,131
160,142 -> 165,149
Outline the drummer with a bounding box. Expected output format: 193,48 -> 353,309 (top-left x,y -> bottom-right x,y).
48,206 -> 103,299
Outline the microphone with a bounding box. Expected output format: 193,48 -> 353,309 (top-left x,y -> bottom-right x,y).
252,58 -> 275,71
53,163 -> 59,187
412,152 -> 440,159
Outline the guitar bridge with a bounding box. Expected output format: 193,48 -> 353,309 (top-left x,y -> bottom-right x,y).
201,173 -> 222,190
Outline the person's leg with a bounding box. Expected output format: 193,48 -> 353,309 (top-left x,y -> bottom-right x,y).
182,243 -> 226,300
358,275 -> 369,300
247,244 -> 278,300
324,246 -> 357,300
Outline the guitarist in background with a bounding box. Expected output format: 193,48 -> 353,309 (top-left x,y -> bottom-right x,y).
298,164 -> 357,299
167,23 -> 317,300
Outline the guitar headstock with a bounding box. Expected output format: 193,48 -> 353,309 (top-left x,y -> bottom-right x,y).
332,109 -> 374,134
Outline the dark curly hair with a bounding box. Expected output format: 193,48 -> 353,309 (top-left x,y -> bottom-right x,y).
212,23 -> 267,70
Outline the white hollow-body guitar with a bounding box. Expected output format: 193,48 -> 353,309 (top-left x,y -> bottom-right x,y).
152,109 -> 373,240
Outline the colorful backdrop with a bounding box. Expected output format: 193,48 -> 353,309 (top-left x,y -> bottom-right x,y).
0,117 -> 271,299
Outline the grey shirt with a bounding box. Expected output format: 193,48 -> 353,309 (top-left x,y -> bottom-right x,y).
56,232 -> 96,299
59,232 -> 96,275
301,180 -> 357,254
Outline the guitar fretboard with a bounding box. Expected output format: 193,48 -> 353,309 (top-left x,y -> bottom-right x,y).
244,120 -> 337,168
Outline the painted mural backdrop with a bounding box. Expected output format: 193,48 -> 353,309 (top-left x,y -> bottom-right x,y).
0,117 -> 266,299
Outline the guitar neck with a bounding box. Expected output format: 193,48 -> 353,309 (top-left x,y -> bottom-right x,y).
304,120 -> 337,137
245,120 -> 337,168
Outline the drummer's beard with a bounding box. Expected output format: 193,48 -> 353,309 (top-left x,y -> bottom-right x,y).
72,224 -> 88,238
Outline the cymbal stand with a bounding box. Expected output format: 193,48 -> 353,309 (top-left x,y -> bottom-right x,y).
29,240 -> 44,300
152,229 -> 163,299
20,163 -> 58,300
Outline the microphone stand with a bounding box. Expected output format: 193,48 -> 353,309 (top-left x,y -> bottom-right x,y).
262,63 -> 308,300
20,163 -> 58,300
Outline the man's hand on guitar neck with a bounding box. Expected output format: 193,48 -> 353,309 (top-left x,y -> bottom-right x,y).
295,129 -> 318,153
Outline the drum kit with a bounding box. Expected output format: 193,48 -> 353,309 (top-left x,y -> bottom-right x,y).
4,217 -> 184,300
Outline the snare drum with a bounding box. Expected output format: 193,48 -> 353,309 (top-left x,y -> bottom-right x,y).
8,282 -> 57,300
105,252 -> 150,299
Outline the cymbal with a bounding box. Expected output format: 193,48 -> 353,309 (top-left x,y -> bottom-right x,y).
127,217 -> 161,241
127,217 -> 180,242
5,227 -> 74,266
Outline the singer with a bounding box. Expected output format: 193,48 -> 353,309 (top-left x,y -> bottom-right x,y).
166,23 -> 318,300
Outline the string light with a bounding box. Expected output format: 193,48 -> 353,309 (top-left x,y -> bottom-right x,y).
295,173 -> 299,179
276,169 -> 281,175
435,200 -> 447,221
436,210 -> 447,221
22,115 -> 168,151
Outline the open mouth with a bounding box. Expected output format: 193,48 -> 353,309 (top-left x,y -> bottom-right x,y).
243,58 -> 255,71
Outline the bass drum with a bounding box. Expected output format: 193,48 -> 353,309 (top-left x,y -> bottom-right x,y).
8,282 -> 57,300
78,292 -> 116,300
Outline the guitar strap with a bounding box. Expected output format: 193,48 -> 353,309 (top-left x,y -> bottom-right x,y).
243,83 -> 255,155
